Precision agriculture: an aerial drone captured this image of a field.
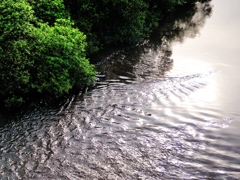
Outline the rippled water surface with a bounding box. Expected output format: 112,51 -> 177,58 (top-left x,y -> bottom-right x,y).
1,0 -> 240,179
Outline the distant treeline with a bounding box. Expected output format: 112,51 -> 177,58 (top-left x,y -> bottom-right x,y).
0,0 -> 204,108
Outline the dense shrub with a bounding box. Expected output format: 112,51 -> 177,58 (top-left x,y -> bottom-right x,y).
0,0 -> 96,108
26,0 -> 69,25
64,0 -> 153,47
0,0 -> 36,107
30,19 -> 96,96
64,0 -> 202,53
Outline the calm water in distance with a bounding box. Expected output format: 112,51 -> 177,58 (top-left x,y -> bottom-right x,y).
171,0 -> 240,151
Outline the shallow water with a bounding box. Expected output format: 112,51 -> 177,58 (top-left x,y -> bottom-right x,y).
1,0 -> 240,179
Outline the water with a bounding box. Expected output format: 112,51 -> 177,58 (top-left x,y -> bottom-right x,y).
1,0 -> 240,179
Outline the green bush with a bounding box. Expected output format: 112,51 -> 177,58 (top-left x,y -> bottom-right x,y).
30,19 -> 96,96
64,0 -> 151,46
0,0 -> 96,108
0,0 -> 35,107
64,0 -> 200,50
26,0 -> 69,25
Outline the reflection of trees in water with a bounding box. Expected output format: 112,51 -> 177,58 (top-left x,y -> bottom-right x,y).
150,1 -> 212,45
92,1 -> 212,80
92,37 -> 174,81
171,2 -> 212,43
132,38 -> 173,80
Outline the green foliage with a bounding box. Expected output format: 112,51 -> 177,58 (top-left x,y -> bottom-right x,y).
100,0 -> 149,44
0,0 -> 35,107
0,0 -> 35,40
64,0 -> 199,49
0,0 -> 96,108
4,96 -> 23,108
145,0 -> 197,14
64,0 -> 103,54
64,0 -> 151,46
26,0 -> 69,25
30,19 -> 96,96
169,0 -> 187,5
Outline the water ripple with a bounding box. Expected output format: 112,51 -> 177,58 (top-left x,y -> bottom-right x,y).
0,71 -> 239,179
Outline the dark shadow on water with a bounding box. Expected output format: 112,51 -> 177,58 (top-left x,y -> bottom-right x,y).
90,1 -> 212,81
